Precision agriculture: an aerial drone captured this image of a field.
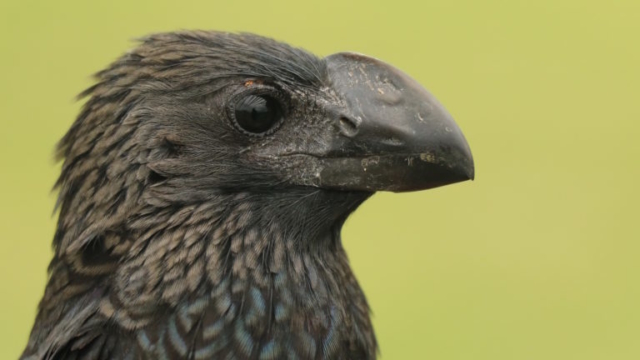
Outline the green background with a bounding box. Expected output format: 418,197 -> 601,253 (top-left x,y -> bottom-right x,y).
2,0 -> 639,358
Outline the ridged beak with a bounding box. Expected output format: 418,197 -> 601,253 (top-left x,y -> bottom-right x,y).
314,52 -> 474,192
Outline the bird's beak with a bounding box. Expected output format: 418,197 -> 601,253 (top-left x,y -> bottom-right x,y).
312,52 -> 475,192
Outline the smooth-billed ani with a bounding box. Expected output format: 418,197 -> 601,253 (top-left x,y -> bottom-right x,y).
22,31 -> 474,360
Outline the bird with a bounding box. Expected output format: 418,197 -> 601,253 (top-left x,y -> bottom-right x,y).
21,31 -> 474,360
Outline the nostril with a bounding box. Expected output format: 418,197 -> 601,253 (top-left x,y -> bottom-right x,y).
338,115 -> 359,136
340,116 -> 357,131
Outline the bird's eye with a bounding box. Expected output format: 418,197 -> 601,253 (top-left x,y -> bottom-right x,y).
232,94 -> 284,135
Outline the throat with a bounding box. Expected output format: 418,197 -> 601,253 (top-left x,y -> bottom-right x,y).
108,190 -> 377,358
108,189 -> 376,342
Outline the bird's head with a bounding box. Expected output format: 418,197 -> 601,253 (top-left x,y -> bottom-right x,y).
56,31 -> 473,250
34,32 -> 474,359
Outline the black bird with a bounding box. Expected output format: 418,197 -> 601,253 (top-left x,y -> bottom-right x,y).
22,31 -> 474,360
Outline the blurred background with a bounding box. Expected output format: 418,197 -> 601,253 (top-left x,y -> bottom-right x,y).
1,0 -> 639,359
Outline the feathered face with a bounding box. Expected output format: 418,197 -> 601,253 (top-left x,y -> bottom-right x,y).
56,31 -> 473,246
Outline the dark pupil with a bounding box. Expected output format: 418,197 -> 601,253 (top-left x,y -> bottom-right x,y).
234,94 -> 281,133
